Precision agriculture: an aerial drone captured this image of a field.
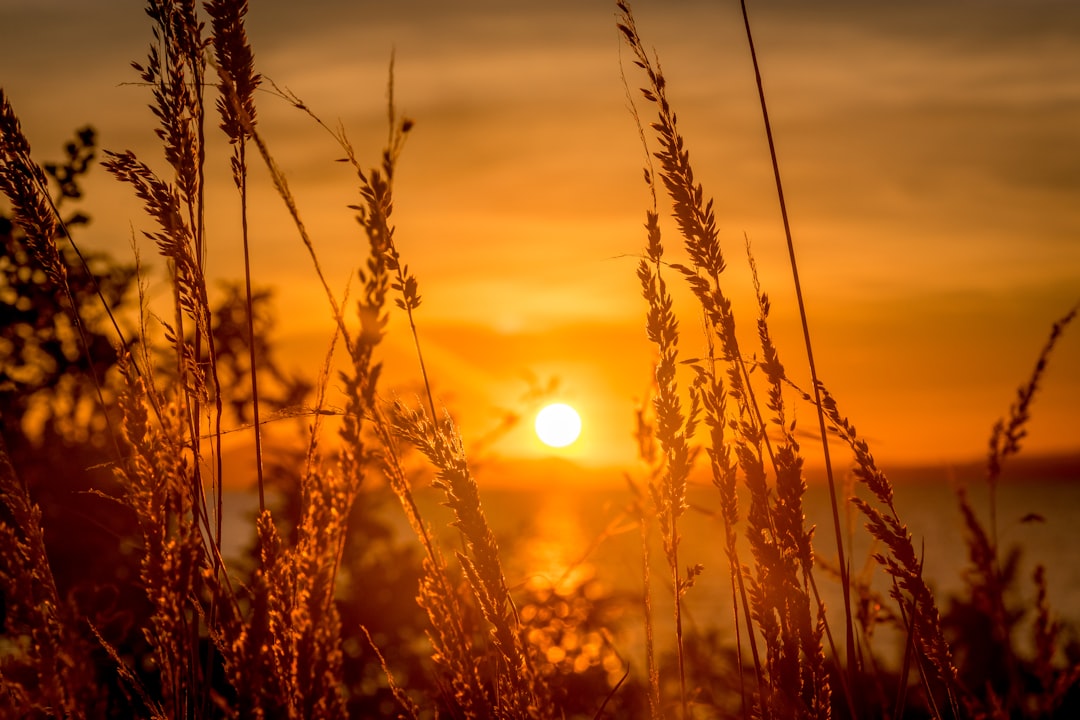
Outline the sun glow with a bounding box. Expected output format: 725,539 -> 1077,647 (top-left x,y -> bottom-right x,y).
534,403 -> 582,448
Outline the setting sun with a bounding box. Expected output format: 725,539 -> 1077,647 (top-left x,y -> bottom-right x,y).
534,403 -> 582,448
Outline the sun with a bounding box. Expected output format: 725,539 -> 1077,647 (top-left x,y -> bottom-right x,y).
534,403 -> 582,448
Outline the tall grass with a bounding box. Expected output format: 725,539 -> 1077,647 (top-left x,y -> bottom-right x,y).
1,1 -> 1077,718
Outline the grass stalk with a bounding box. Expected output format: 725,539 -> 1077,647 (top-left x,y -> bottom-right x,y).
736,2 -> 857,702
630,395 -> 664,717
237,145 -> 266,509
208,0 -> 265,511
639,218 -> 697,717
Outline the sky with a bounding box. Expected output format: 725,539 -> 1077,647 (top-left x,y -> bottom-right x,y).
2,0 -> 1079,481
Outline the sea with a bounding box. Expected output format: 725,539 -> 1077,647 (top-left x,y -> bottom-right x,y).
220,456 -> 1080,667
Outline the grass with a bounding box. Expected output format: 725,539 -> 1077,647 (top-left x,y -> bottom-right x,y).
1,0 -> 1078,717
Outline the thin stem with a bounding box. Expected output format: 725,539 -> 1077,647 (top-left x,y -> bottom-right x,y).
244,120 -> 352,349
738,0 -> 858,710
639,507 -> 661,717
237,138 -> 266,512
669,507 -> 688,719
728,571 -> 748,718
400,281 -> 438,432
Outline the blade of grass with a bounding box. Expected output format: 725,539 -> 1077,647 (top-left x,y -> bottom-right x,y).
737,2 -> 858,711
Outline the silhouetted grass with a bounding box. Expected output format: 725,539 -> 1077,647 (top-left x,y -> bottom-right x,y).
1,1 -> 1078,718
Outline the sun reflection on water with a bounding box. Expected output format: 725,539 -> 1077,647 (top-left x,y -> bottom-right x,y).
514,489 -> 628,684
519,489 -> 593,590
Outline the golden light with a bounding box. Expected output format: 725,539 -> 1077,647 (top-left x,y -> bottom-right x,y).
534,403 -> 582,448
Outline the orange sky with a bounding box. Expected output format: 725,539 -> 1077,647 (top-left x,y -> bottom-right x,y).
3,0 -> 1079,478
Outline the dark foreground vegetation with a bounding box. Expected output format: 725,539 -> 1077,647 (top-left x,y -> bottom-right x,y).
1,1 -> 1078,717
